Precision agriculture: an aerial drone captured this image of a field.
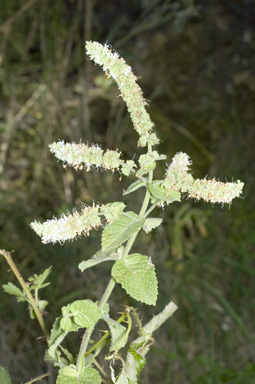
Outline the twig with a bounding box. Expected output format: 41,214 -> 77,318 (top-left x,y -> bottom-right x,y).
23,372 -> 50,384
0,249 -> 49,340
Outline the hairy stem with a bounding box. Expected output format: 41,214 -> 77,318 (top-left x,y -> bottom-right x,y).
76,277 -> 117,373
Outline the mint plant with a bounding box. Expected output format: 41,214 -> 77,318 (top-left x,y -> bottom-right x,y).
1,42 -> 243,384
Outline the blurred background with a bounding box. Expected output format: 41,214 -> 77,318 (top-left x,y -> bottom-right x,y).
0,0 -> 254,383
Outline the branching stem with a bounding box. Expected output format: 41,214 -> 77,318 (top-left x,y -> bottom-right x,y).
0,249 -> 49,340
76,148 -> 155,373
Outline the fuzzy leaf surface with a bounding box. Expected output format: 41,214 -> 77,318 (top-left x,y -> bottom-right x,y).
2,282 -> 25,299
115,369 -> 129,384
70,300 -> 101,327
29,266 -> 52,290
148,183 -> 166,200
142,218 -> 163,233
126,348 -> 147,380
123,180 -> 145,195
112,254 -> 158,305
46,317 -> 79,362
56,365 -> 101,384
60,317 -> 72,331
102,213 -> 144,251
79,251 -> 119,272
103,317 -> 128,352
0,365 -> 12,384
148,183 -> 181,203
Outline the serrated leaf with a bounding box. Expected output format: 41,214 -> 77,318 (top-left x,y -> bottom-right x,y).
115,368 -> 129,384
79,251 -> 119,272
2,282 -> 25,299
126,349 -> 146,379
58,366 -> 77,377
123,180 -> 145,195
56,366 -> 101,384
70,300 -> 101,328
112,254 -> 158,305
103,317 -> 128,352
59,346 -> 75,365
47,318 -> 73,362
0,365 -> 12,384
36,266 -> 52,289
48,317 -> 66,347
142,218 -> 163,233
102,213 -> 144,252
60,317 -> 72,331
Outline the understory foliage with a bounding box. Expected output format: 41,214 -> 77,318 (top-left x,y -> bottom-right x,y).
1,42 -> 243,384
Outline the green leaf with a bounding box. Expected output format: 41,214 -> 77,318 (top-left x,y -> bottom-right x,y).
123,180 -> 145,195
103,317 -> 128,352
115,368 -> 129,384
59,346 -> 75,365
126,349 -> 146,378
47,317 -> 69,359
58,366 -> 77,377
148,183 -> 181,204
60,317 -> 72,331
148,183 -> 166,200
115,365 -> 137,384
35,266 -> 52,289
47,316 -> 82,363
2,282 -> 25,299
102,213 -> 144,252
79,251 -> 119,272
70,300 -> 101,327
56,365 -> 101,384
164,190 -> 181,203
0,365 -> 12,384
142,218 -> 163,233
112,254 -> 158,305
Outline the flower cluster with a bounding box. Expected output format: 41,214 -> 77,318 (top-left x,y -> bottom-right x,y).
85,41 -> 159,147
188,178 -> 244,204
49,141 -> 136,176
138,151 -> 166,175
163,152 -> 194,193
30,202 -> 126,244
163,152 -> 244,205
102,202 -> 126,223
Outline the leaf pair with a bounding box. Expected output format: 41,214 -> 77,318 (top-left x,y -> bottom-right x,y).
60,300 -> 101,331
79,213 -> 159,306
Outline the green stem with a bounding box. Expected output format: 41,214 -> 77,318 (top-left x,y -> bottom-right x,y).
85,312 -> 127,357
76,277 -> 117,373
0,249 -> 49,340
24,373 -> 50,384
124,157 -> 154,256
99,276 -> 116,308
76,146 -> 155,373
144,199 -> 161,218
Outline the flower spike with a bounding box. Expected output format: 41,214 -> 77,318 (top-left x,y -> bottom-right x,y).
30,202 -> 126,244
86,41 -> 159,147
49,141 -> 136,176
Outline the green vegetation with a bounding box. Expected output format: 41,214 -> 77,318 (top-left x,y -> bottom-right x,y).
0,1 -> 254,383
